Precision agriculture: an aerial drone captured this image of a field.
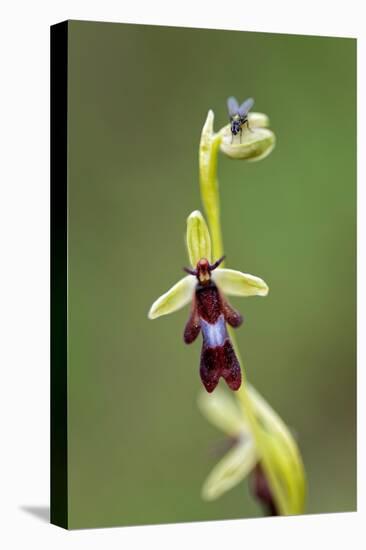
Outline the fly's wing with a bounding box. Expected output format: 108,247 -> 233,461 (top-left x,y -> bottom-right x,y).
183,297 -> 201,344
227,96 -> 239,117
238,97 -> 254,118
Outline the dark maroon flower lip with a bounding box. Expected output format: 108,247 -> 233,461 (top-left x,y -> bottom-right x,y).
183,256 -> 243,393
251,463 -> 278,516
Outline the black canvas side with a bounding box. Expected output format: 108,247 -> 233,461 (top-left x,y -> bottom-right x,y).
50,20 -> 68,529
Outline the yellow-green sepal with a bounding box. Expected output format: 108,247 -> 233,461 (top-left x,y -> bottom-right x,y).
186,210 -> 212,266
197,385 -> 249,437
201,436 -> 257,501
148,275 -> 196,319
213,268 -> 269,297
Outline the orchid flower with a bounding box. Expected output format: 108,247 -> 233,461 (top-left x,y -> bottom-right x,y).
148,211 -> 268,392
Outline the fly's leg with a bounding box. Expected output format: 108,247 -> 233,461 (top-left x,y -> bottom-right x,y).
246,118 -> 254,133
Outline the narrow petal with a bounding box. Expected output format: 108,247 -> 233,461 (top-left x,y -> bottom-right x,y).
202,437 -> 258,501
213,268 -> 269,297
197,386 -> 250,437
148,275 -> 196,319
186,210 -> 212,266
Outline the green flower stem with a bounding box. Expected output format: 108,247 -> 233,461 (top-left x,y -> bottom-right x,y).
198,110 -> 305,515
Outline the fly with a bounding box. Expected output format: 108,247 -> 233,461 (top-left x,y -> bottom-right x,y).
183,256 -> 243,393
227,96 -> 254,143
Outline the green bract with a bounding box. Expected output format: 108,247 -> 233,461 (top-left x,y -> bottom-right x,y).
246,384 -> 306,515
199,111 -> 223,262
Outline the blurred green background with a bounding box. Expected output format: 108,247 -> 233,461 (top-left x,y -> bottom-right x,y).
67,20 -> 356,528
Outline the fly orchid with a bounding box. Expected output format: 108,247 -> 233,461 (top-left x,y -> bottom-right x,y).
148,210 -> 268,393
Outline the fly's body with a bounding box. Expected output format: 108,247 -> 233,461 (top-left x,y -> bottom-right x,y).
183,257 -> 243,393
227,96 -> 255,143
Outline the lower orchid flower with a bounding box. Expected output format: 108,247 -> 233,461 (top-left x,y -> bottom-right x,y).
148,210 -> 269,393
198,383 -> 305,515
198,385 -> 278,515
